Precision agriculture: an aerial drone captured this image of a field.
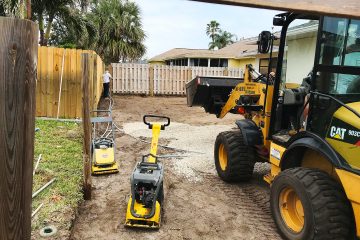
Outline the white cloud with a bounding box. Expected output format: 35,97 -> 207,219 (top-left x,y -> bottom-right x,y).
133,0 -> 281,59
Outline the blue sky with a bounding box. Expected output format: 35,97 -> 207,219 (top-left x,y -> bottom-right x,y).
133,0 -> 282,59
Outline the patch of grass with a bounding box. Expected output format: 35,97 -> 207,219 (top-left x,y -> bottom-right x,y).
32,120 -> 83,235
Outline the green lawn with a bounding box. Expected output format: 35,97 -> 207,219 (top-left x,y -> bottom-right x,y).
32,120 -> 83,234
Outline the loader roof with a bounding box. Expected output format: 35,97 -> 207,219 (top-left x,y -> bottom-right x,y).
190,0 -> 360,19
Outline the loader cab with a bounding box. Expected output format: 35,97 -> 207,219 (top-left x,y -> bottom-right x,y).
266,13 -> 320,141
268,14 -> 360,143
309,17 -> 360,137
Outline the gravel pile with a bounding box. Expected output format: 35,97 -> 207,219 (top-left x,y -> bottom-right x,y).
123,122 -> 235,182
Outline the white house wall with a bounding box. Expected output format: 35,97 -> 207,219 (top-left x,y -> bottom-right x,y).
286,36 -> 317,84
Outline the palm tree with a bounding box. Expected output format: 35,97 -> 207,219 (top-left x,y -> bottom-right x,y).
32,0 -> 90,46
209,30 -> 237,50
216,30 -> 237,49
206,20 -> 220,49
206,20 -> 221,50
89,0 -> 146,64
0,0 -> 31,18
0,0 -> 24,17
48,10 -> 97,49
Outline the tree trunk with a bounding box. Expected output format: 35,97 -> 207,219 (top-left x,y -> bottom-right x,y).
43,15 -> 54,46
26,0 -> 31,20
38,14 -> 45,46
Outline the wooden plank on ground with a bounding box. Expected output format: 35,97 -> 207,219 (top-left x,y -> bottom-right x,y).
70,49 -> 77,118
36,47 -> 42,116
59,48 -> 67,118
76,49 -> 83,118
39,47 -> 47,116
46,47 -> 54,117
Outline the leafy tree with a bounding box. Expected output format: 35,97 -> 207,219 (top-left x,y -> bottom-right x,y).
1,0 -> 147,64
48,11 -> 97,49
32,0 -> 93,46
88,0 -> 146,64
206,21 -> 237,50
213,30 -> 237,49
0,0 -> 25,17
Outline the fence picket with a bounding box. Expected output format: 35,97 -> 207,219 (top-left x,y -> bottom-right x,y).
111,63 -> 244,96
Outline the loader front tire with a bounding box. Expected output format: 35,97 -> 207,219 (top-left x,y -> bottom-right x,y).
214,131 -> 255,182
270,167 -> 354,240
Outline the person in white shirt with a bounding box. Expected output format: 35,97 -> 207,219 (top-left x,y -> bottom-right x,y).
102,70 -> 112,98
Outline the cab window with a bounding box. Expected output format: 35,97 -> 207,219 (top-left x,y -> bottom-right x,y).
317,17 -> 360,94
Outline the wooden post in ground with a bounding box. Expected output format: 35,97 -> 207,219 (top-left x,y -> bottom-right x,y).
149,66 -> 154,96
81,53 -> 92,200
0,17 -> 38,239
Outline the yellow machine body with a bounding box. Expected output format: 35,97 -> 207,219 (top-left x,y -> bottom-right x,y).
94,147 -> 115,165
125,197 -> 161,228
92,147 -> 119,175
216,64 -> 360,237
148,124 -> 161,163
220,65 -> 274,149
265,101 -> 360,236
125,119 -> 167,229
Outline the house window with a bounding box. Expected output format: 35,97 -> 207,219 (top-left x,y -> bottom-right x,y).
165,58 -> 188,66
190,58 -> 208,67
259,57 -> 278,75
210,59 -> 228,67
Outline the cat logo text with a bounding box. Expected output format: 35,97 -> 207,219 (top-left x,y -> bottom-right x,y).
329,126 -> 346,140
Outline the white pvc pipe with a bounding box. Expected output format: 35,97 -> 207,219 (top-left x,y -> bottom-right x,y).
32,178 -> 56,199
31,203 -> 44,218
33,154 -> 42,176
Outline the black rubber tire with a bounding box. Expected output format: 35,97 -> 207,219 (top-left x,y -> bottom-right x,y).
214,130 -> 255,182
270,167 -> 354,240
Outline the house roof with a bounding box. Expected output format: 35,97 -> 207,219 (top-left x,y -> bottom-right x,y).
149,37 -> 267,62
287,20 -> 318,40
216,37 -> 259,58
149,48 -> 229,62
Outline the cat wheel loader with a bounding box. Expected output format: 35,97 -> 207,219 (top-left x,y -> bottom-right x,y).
186,11 -> 360,240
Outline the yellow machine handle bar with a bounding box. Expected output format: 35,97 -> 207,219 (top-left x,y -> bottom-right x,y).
143,115 -> 170,130
143,115 -> 171,163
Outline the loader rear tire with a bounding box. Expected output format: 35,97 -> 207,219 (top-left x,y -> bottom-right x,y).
214,131 -> 255,182
270,167 -> 354,240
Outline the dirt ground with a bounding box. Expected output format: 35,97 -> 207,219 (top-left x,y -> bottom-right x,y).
70,95 -> 281,240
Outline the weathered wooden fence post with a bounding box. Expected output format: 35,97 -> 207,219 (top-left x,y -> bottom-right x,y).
0,17 -> 38,239
149,66 -> 154,96
81,53 -> 92,200
187,67 -> 193,81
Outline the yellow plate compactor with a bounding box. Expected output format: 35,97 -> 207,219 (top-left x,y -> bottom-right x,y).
125,115 -> 170,229
91,110 -> 119,175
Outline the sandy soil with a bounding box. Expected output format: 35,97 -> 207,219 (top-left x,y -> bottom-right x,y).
70,95 -> 281,240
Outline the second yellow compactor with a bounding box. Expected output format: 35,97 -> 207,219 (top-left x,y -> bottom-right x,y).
125,115 -> 170,229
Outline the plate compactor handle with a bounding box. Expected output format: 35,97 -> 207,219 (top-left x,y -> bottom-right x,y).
143,115 -> 170,130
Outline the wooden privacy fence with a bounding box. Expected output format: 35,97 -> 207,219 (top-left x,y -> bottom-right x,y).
36,47 -> 104,118
111,63 -> 243,95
